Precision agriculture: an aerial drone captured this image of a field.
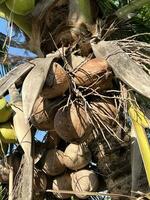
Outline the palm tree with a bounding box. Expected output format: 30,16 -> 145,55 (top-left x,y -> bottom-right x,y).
0,0 -> 150,200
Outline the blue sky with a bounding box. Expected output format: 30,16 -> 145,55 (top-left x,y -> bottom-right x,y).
0,17 -> 45,141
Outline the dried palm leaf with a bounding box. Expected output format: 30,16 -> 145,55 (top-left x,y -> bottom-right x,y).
91,40 -> 150,99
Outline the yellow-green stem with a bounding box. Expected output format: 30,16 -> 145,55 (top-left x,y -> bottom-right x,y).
78,0 -> 93,24
0,4 -> 32,38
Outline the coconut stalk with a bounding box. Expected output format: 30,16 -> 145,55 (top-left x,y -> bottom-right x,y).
128,99 -> 150,186
116,0 -> 150,19
9,84 -> 33,200
8,144 -> 13,200
69,0 -> 94,26
0,3 -> 32,38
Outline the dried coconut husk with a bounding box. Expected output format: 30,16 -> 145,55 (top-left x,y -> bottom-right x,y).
90,99 -> 118,127
34,142 -> 47,165
31,96 -> 65,131
33,168 -> 47,194
45,130 -> 60,149
71,170 -> 99,199
41,62 -> 69,99
0,161 -> 9,183
54,102 -> 93,143
52,173 -> 72,199
73,58 -> 113,92
63,143 -> 91,170
43,149 -> 65,176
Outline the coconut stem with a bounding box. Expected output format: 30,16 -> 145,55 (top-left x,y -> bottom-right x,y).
0,4 -> 32,38
78,0 -> 93,24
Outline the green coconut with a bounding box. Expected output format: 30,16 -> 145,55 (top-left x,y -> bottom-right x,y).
0,123 -> 17,143
6,0 -> 35,16
0,97 -> 12,123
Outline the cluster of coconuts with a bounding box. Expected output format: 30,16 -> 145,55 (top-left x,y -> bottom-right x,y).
30,58 -> 119,198
0,97 -> 17,157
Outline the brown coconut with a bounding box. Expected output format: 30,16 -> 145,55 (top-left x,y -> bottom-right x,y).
41,62 -> 69,99
52,173 -> 72,199
63,143 -> 91,170
90,99 -> 117,127
73,58 -> 113,91
31,96 -> 63,131
54,102 -> 93,143
71,170 -> 99,199
43,149 -> 65,176
33,169 -> 47,193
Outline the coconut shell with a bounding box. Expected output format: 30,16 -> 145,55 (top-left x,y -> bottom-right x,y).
34,169 -> 47,193
71,170 -> 99,199
54,103 -> 93,143
52,173 -> 72,199
63,143 -> 91,170
31,96 -> 63,131
0,97 -> 12,123
73,58 -> 113,91
43,149 -> 65,176
41,62 -> 69,99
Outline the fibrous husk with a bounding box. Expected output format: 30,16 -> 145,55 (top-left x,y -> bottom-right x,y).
71,170 -> 99,199
90,99 -> 118,127
0,161 -> 9,183
41,62 -> 69,99
54,102 -> 93,143
45,130 -> 60,149
43,149 -> 65,176
73,58 -> 113,92
33,168 -> 47,194
63,143 -> 91,170
52,173 -> 72,199
31,96 -> 64,131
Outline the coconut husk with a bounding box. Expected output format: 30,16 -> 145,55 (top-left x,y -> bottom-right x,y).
54,102 -> 93,143
71,170 -> 99,199
63,143 -> 91,170
52,173 -> 72,199
73,58 -> 113,92
31,96 -> 65,131
33,168 -> 47,194
41,62 -> 69,99
43,149 -> 65,176
0,161 -> 9,183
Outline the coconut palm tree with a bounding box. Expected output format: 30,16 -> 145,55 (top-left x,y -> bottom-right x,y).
0,0 -> 150,200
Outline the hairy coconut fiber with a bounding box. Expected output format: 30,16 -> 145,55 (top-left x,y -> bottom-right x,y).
54,102 -> 93,143
31,96 -> 64,131
43,149 -> 65,176
41,62 -> 69,99
63,143 -> 91,170
71,170 -> 99,199
0,97 -> 12,123
52,173 -> 72,199
0,161 -> 9,183
73,58 -> 113,91
0,123 -> 17,143
33,169 -> 47,194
